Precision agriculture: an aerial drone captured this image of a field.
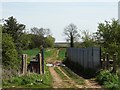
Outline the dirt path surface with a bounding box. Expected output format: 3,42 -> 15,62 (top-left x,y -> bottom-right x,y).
49,67 -> 64,88
49,67 -> 78,88
48,63 -> 102,88
84,79 -> 102,88
58,67 -> 84,88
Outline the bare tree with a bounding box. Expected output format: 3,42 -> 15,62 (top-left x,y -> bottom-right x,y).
63,23 -> 80,47
31,27 -> 51,36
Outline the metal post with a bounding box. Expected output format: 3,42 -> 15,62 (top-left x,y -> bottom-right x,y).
41,47 -> 44,74
106,53 -> 109,70
103,52 -> 106,69
113,54 -> 117,73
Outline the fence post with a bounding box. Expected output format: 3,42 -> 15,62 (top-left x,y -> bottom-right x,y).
22,54 -> 27,75
38,53 -> 42,74
102,52 -> 106,69
41,47 -> 44,74
106,53 -> 109,70
112,54 -> 117,73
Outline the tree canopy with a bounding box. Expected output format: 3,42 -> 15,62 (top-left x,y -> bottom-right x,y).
95,19 -> 120,65
63,23 -> 80,47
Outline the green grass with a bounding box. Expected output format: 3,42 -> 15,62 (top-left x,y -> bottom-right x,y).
54,67 -> 68,80
3,64 -> 53,88
3,48 -> 53,88
22,48 -> 40,57
57,48 -> 66,60
44,49 -> 56,59
60,66 -> 85,85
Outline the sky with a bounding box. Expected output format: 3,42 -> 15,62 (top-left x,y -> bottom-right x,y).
1,0 -> 119,42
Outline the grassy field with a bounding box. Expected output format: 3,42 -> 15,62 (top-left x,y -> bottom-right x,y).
22,48 -> 40,57
57,48 -> 66,60
44,48 -> 56,59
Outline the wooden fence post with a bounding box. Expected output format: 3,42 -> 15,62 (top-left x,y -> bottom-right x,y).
112,54 -> 117,73
38,53 -> 42,74
22,54 -> 27,75
25,54 -> 27,74
106,53 -> 109,70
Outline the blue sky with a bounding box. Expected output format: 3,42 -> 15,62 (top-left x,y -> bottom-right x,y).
1,1 -> 119,42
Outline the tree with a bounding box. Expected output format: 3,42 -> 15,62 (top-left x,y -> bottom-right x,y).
20,33 -> 32,50
31,27 -> 51,36
3,16 -> 25,42
64,23 -> 80,47
95,19 -> 120,65
44,35 -> 55,48
30,27 -> 53,48
2,33 -> 18,69
81,30 -> 95,48
3,16 -> 26,53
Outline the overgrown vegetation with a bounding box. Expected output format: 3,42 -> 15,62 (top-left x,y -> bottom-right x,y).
3,48 -> 53,88
96,70 -> 120,89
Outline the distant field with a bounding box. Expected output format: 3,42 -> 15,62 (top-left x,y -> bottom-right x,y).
58,48 -> 66,60
22,48 -> 40,57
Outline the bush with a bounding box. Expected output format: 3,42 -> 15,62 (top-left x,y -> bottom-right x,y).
96,70 -> 119,89
2,33 -> 18,69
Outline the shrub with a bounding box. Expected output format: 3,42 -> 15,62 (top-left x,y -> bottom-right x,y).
96,70 -> 119,89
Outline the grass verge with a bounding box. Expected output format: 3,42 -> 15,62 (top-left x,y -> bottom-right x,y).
3,65 -> 52,88
54,67 -> 68,80
60,66 -> 85,85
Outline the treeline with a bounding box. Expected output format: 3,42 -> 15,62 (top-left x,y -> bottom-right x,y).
1,16 -> 55,69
